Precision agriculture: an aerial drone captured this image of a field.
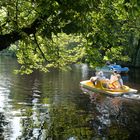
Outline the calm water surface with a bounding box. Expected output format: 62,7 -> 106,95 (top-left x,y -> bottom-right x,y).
0,56 -> 140,140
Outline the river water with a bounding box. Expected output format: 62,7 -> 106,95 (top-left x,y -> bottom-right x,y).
0,56 -> 140,140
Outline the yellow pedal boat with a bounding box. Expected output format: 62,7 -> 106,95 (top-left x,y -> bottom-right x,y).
80,80 -> 137,96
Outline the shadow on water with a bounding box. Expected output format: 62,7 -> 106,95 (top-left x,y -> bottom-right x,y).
0,56 -> 140,139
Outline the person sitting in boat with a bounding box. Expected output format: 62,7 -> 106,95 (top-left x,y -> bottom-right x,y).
109,70 -> 123,89
90,76 -> 98,85
96,71 -> 106,80
96,71 -> 112,88
90,71 -> 107,86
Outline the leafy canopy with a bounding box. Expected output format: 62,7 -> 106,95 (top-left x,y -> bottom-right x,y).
0,0 -> 92,73
0,0 -> 140,73
15,33 -> 86,74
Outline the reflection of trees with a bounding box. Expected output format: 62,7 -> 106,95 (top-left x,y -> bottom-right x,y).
0,60 -> 93,139
18,102 -> 95,139
1,58 -> 140,140
16,86 -> 139,140
87,93 -> 140,140
46,104 -> 95,140
0,112 -> 8,139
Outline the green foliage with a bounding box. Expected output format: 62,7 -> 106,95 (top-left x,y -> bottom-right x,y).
15,33 -> 86,74
1,0 -> 140,73
105,46 -> 131,62
84,0 -> 140,67
0,0 -> 90,74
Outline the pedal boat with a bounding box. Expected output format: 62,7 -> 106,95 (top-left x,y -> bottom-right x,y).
80,80 -> 137,96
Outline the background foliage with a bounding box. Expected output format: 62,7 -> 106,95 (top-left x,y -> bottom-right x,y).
1,0 -> 140,73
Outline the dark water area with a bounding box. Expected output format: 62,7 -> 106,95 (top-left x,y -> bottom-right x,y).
0,56 -> 140,140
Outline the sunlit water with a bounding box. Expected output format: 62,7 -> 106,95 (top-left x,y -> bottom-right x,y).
0,56 -> 140,140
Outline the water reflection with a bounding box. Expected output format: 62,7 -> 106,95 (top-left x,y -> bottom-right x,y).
82,87 -> 140,139
80,64 -> 89,79
0,56 -> 140,139
82,91 -> 123,139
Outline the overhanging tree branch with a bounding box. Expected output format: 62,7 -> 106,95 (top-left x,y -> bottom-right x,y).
0,22 -> 37,51
33,33 -> 48,62
0,13 -> 48,51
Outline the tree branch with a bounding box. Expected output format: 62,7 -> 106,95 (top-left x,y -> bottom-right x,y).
33,33 -> 47,62
0,16 -> 41,51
